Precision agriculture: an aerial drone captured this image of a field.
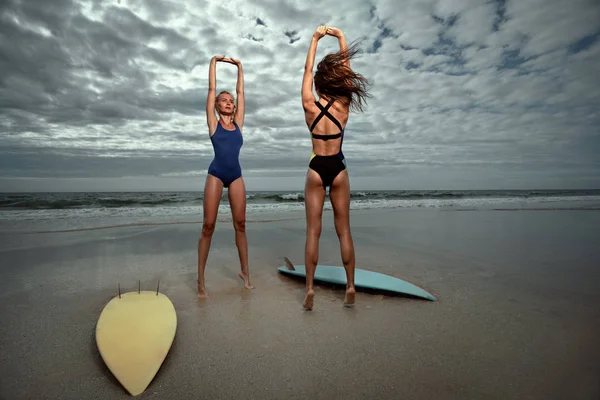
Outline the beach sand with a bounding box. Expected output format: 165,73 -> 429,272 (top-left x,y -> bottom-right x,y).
1,208 -> 599,399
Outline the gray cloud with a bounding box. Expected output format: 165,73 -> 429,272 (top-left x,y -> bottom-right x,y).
1,0 -> 599,191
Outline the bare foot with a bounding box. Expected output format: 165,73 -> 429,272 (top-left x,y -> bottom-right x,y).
198,284 -> 208,299
344,287 -> 356,307
239,273 -> 255,290
303,289 -> 315,310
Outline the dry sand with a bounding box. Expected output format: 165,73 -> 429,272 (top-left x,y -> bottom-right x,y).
1,208 -> 599,399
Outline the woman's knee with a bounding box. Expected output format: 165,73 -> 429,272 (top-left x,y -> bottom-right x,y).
233,218 -> 246,233
335,225 -> 351,239
202,220 -> 216,237
334,214 -> 351,237
307,221 -> 322,238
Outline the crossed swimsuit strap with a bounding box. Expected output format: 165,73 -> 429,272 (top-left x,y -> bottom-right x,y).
310,99 -> 343,140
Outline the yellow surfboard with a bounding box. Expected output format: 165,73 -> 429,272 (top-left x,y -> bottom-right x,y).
96,288 -> 177,396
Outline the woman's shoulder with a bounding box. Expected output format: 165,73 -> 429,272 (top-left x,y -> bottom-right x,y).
330,99 -> 350,120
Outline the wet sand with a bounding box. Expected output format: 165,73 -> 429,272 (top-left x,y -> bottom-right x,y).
1,208 -> 599,399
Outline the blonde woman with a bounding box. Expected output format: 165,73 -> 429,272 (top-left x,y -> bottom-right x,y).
198,55 -> 253,299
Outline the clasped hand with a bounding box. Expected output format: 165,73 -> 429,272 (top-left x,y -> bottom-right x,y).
313,25 -> 343,40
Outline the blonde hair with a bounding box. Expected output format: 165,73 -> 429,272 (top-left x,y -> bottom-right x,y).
215,90 -> 236,121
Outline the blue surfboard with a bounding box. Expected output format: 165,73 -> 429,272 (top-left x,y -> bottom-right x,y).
277,258 -> 436,301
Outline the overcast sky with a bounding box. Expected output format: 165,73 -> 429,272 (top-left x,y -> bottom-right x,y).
1,0 -> 599,192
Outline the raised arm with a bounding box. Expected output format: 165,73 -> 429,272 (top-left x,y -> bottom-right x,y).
302,25 -> 327,110
206,55 -> 225,134
229,58 -> 245,130
326,27 -> 349,67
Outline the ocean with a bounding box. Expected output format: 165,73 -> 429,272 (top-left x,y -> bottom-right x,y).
1,189 -> 599,233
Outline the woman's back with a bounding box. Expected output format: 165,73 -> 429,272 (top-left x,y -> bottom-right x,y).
305,98 -> 348,157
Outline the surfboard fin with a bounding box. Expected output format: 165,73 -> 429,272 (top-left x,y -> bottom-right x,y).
118,283 -> 121,299
284,257 -> 296,271
156,279 -> 160,295
138,280 -> 141,294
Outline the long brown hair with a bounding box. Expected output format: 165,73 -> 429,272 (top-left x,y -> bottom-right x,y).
313,41 -> 371,113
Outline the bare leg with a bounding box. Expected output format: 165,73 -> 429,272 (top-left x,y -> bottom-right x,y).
198,174 -> 223,299
329,169 -> 356,306
228,177 -> 254,289
303,168 -> 326,310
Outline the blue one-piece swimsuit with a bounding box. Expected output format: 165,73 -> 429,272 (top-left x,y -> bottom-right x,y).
208,121 -> 243,187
